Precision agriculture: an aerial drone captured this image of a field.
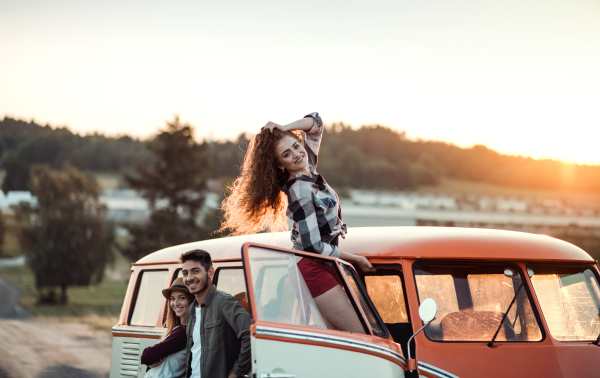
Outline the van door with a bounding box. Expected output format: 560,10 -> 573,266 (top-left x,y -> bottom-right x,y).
241,243 -> 406,378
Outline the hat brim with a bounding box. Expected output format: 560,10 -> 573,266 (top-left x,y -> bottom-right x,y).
162,284 -> 190,299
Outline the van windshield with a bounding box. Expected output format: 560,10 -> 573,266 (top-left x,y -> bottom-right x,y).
529,265 -> 600,342
414,262 -> 543,342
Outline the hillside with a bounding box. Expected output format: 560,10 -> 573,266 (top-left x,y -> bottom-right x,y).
2,117 -> 600,196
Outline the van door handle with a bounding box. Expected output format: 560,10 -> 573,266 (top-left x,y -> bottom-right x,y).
260,373 -> 296,378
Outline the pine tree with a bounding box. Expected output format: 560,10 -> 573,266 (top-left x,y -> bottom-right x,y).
122,116 -> 213,261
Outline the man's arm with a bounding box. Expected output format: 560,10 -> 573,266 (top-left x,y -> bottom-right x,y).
221,295 -> 252,377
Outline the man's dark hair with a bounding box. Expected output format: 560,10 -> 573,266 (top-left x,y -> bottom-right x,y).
180,249 -> 212,272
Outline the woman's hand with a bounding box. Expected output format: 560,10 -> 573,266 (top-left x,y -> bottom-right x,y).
263,121 -> 283,133
149,359 -> 163,368
340,252 -> 376,273
355,255 -> 376,273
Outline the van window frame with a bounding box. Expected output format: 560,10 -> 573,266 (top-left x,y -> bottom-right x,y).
213,267 -> 243,288
242,242 -> 389,339
338,260 -> 390,339
128,268 -> 169,327
241,243 -> 389,339
412,260 -> 546,344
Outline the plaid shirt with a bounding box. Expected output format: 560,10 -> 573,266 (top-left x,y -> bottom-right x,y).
281,112 -> 347,259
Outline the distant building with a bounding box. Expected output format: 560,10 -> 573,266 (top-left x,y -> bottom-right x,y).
0,189 -> 219,225
4,187 -> 599,238
342,189 -> 600,237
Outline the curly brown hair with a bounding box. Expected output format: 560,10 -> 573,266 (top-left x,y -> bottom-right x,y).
220,127 -> 303,235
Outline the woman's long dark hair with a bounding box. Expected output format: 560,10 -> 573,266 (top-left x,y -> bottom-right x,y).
219,128 -> 302,235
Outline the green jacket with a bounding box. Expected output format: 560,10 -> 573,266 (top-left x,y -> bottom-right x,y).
185,285 -> 251,378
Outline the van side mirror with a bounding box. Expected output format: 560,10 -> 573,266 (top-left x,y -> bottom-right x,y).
418,297 -> 437,323
406,298 -> 438,375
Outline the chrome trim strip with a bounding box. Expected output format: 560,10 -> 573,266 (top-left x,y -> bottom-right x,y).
418,361 -> 460,378
255,325 -> 406,365
112,327 -> 164,337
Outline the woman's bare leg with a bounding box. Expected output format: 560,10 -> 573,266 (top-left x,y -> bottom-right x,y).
313,285 -> 365,334
321,315 -> 338,330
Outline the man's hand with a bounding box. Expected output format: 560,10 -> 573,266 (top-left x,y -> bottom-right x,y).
148,359 -> 163,368
227,370 -> 238,378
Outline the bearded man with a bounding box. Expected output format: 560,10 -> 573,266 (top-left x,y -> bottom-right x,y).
181,249 -> 251,378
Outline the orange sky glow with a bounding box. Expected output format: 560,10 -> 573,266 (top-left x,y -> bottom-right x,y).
1,0 -> 599,165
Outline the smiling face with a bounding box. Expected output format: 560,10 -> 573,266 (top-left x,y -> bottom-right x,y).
182,260 -> 214,298
274,135 -> 309,177
169,290 -> 191,320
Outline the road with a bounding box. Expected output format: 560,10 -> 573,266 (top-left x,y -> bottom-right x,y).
0,319 -> 112,378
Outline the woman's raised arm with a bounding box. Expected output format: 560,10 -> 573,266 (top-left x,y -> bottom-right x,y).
264,117 -> 313,133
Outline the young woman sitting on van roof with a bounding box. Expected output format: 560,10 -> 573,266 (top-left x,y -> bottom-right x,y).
141,278 -> 194,378
220,112 -> 375,333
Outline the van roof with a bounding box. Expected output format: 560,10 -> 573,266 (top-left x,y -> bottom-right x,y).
135,226 -> 594,265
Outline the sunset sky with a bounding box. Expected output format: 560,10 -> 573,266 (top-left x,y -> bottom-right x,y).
1,0 -> 599,164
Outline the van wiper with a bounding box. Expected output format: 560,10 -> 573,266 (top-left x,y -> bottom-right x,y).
593,332 -> 600,345
488,282 -> 523,348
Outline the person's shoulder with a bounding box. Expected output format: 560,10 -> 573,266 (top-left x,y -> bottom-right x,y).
288,178 -> 315,199
214,288 -> 236,302
214,288 -> 243,309
171,324 -> 187,337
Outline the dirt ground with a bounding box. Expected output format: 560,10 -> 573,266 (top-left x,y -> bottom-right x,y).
0,319 -> 112,378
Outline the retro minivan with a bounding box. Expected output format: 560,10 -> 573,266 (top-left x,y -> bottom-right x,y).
110,227 -> 600,378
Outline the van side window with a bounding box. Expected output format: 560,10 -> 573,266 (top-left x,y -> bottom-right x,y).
215,268 -> 246,296
245,246 -> 387,337
176,267 -> 246,296
364,270 -> 412,356
130,270 -> 169,326
365,274 -> 409,323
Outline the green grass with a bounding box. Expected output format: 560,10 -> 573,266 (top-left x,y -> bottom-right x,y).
0,213 -> 24,258
0,263 -> 129,318
90,171 -> 123,189
0,235 -> 132,332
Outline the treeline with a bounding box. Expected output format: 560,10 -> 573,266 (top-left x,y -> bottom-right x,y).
2,116 -> 599,192
0,118 -> 150,191
397,138 -> 600,192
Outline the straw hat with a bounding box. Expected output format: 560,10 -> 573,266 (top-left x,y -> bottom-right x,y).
162,277 -> 191,299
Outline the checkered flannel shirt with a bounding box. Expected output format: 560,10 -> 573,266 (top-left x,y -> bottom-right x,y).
281,112 -> 347,259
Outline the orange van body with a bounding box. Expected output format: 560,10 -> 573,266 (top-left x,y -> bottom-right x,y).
111,227 -> 600,378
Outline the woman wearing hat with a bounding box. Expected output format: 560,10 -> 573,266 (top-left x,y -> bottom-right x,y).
141,277 -> 194,378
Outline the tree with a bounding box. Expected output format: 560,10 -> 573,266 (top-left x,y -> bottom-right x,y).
16,164 -> 115,304
122,116 -> 213,261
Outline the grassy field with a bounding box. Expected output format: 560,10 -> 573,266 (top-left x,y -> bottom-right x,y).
91,171 -> 123,189
1,213 -> 27,258
0,250 -> 131,332
419,178 -> 600,205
